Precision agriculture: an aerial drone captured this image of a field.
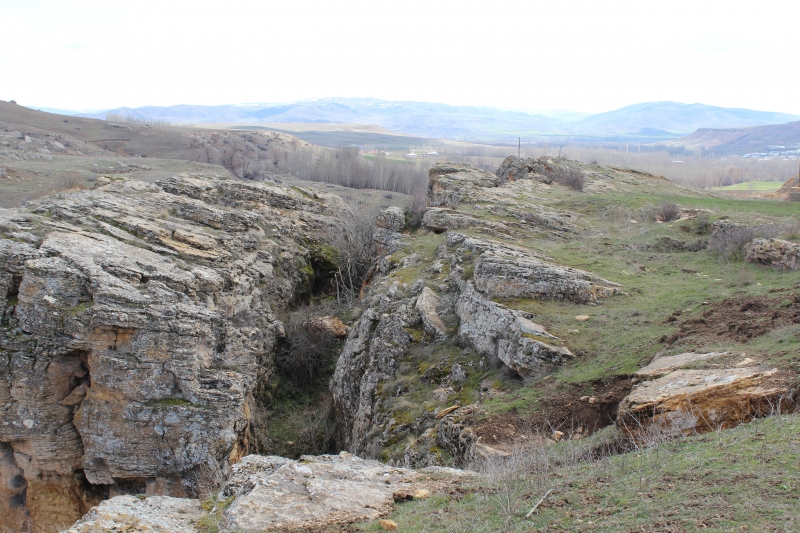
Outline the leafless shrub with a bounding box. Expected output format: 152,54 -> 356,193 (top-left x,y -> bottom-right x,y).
58,177 -> 86,191
330,204 -> 378,302
654,201 -> 680,222
276,308 -> 342,387
556,168 -> 585,192
405,187 -> 430,230
708,225 -> 756,261
708,221 -> 800,262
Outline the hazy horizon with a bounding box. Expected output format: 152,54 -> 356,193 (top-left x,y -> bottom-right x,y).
2,0 -> 798,114
29,98 -> 800,123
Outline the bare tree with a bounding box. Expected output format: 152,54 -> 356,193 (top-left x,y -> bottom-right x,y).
330,204 -> 378,302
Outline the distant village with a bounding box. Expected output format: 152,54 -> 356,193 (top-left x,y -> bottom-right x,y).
740,145 -> 800,160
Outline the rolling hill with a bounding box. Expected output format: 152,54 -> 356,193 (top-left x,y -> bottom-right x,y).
670,120 -> 800,154
63,99 -> 800,141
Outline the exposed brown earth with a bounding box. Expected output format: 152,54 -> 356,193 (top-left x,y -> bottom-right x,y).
469,377 -> 633,447
661,293 -> 800,345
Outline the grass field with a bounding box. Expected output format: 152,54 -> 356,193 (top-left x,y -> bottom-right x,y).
710,181 -> 784,192
356,413 -> 800,532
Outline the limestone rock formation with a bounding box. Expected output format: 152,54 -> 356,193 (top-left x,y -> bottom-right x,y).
62,496 -> 203,533
745,238 -> 800,270
634,351 -> 731,379
331,161 -> 613,463
618,368 -> 788,436
1,174 -> 344,531
422,207 -> 511,234
428,162 -> 502,206
496,155 -> 553,183
455,284 -> 572,379
62,453 -> 467,533
415,287 -> 448,339
219,453 -> 452,531
473,252 -> 621,302
376,206 -> 406,231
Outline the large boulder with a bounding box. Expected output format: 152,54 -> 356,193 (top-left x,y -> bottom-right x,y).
422,207 -> 511,234
456,284 -> 572,379
428,162 -> 502,206
415,287 -> 448,338
219,454 -> 448,531
376,206 -> 406,231
61,496 -> 203,533
473,252 -> 621,302
618,368 -> 788,437
496,155 -> 552,183
745,238 -> 800,270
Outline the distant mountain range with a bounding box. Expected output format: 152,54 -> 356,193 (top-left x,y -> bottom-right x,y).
59,98 -> 800,141
672,121 -> 800,154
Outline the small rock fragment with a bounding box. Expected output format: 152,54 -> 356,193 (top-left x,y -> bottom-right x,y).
735,357 -> 756,367
392,489 -> 414,502
435,405 -> 460,419
575,315 -> 590,321
379,519 -> 399,531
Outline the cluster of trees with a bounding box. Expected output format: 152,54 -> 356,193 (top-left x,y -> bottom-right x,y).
278,147 -> 430,195
105,113 -> 173,127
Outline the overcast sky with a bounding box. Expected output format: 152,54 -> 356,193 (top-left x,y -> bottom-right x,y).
2,0 -> 797,114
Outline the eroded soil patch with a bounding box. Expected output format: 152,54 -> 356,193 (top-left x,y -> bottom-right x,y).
471,376 -> 633,445
662,293 -> 800,345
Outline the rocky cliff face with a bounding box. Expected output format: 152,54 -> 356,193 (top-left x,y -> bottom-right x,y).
0,175 -> 344,532
331,161 -> 621,464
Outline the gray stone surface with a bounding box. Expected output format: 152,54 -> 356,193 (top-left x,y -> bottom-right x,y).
745,238 -> 800,270
62,496 -> 203,533
1,174 -> 345,530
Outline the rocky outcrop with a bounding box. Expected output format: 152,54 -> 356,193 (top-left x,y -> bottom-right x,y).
1,174 -> 345,531
62,453 -> 467,533
376,206 -> 405,231
422,207 -> 511,234
219,453 -> 456,532
331,162 -> 616,463
330,296 -> 417,454
415,287 -> 448,339
455,284 -> 572,379
473,252 -> 621,302
62,496 -> 203,533
428,162 -> 502,206
618,368 -> 789,437
496,156 -> 553,183
634,351 -> 730,379
745,238 -> 800,270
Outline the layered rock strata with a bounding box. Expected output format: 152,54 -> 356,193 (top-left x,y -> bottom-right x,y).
619,367 -> 790,437
0,174 -> 344,531
332,161 -> 617,462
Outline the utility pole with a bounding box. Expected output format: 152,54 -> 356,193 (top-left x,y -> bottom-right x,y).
518,137 -> 521,159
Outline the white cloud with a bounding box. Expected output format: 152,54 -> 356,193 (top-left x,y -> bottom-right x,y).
2,0 -> 798,113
